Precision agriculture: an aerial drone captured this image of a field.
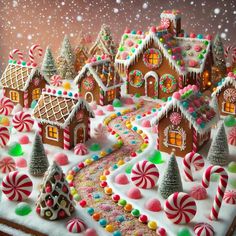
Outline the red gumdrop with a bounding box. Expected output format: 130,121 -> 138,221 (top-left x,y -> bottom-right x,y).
62,185 -> 68,193
58,210 -> 65,218
46,199 -> 53,207
79,200 -> 87,207
78,162 -> 85,168
45,186 -> 52,193
36,207 -> 41,214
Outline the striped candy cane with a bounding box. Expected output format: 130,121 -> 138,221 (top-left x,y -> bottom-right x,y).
99,89 -> 104,106
192,129 -> 198,152
224,45 -> 236,65
9,49 -> 24,62
24,91 -> 29,108
63,127 -> 71,150
87,119 -> 91,139
29,44 -> 43,65
183,152 -> 204,181
202,165 -> 228,220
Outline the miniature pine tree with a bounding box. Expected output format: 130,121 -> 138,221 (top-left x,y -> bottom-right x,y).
29,133 -> 49,176
213,34 -> 227,76
207,122 -> 229,166
41,46 -> 57,80
56,56 -> 68,79
36,162 -> 75,220
159,152 -> 183,199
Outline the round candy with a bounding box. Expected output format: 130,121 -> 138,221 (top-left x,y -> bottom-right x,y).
194,223 -> 214,236
0,156 -> 16,173
2,171 -> 33,201
12,111 -> 34,132
15,158 -> 27,168
115,173 -> 129,185
145,198 -> 162,212
228,127 -> 236,146
164,192 -> 197,224
223,190 -> 236,204
0,126 -> 10,147
131,160 -> 159,189
50,75 -> 63,87
74,143 -> 88,155
18,135 -> 30,144
127,187 -> 142,199
0,97 -> 14,116
190,185 -> 207,200
54,153 -> 68,166
66,217 -> 86,233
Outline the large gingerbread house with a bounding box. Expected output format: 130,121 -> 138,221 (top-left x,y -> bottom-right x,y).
115,10 -> 213,99
33,87 -> 94,150
151,85 -> 218,157
0,61 -> 48,108
211,72 -> 236,117
74,57 -> 123,105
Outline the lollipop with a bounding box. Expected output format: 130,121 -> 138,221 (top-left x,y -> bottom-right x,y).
74,143 -> 88,155
228,127 -> 236,146
66,217 -> 86,233
164,192 -> 197,224
0,126 -> 10,147
12,111 -> 34,132
131,160 -> 159,189
0,97 -> 14,116
223,190 -> 236,204
2,171 -> 33,201
0,156 -> 16,173
194,223 -> 214,236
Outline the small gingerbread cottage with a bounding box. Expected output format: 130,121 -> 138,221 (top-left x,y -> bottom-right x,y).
115,10 -> 213,99
74,57 -> 123,105
0,61 -> 48,108
74,46 -> 89,72
33,87 -> 94,150
211,72 -> 236,117
151,85 -> 218,157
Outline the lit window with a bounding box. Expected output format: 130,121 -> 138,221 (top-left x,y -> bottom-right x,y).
143,48 -> 162,68
168,131 -> 182,147
10,91 -> 19,102
224,102 -> 235,114
32,88 -> 40,100
107,89 -> 115,101
47,126 -> 58,140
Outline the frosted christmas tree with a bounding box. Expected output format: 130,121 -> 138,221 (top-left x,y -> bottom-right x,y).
29,133 -> 49,176
41,46 -> 57,80
207,122 -> 229,166
159,152 -> 183,199
36,162 -> 75,220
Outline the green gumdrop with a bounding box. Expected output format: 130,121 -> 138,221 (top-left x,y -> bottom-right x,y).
134,93 -> 140,98
210,173 -> 219,182
89,143 -> 101,152
8,142 -> 24,156
224,115 -> 236,127
112,99 -> 122,108
228,161 -> 236,173
148,150 -> 164,164
177,228 -> 191,236
31,100 -> 38,109
229,178 -> 236,189
125,165 -> 133,174
15,202 -> 32,216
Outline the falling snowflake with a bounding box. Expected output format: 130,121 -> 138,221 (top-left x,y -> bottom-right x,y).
114,8 -> 119,13
27,34 -> 32,40
142,2 -> 148,9
221,32 -> 226,39
214,8 -> 220,14
16,33 -> 23,38
76,15 -> 83,22
12,1 -> 18,7
116,0 -> 121,3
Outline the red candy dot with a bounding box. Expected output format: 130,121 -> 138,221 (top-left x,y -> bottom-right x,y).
45,186 -> 52,193
139,214 -> 148,223
112,194 -> 120,202
111,131 -> 116,135
100,181 -> 107,188
36,207 -> 41,214
78,162 -> 85,168
79,200 -> 87,207
58,210 -> 65,218
156,227 -> 166,236
46,199 -> 53,207
130,152 -> 137,157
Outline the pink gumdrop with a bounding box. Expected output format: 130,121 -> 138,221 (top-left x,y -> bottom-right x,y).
85,228 -> 98,236
124,28 -> 131,34
115,173 -> 129,185
106,104 -> 114,112
196,118 -> 202,124
205,34 -> 212,40
189,60 -> 198,67
124,97 -> 134,105
95,110 -> 105,116
193,45 -> 202,52
145,198 -> 162,212
126,39 -> 134,47
54,153 -> 69,166
18,135 -> 30,145
156,227 -> 166,236
228,72 -> 234,77
141,120 -> 151,128
172,92 -> 181,100
150,26 -> 156,33
121,51 -> 129,60
15,158 -> 27,168
188,107 -> 194,113
127,187 -> 142,199
190,33 -> 196,38
183,87 -> 188,93
187,84 -> 192,89
190,185 -> 207,200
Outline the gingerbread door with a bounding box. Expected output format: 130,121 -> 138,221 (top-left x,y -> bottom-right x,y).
85,92 -> 93,103
146,76 -> 156,97
75,124 -> 85,144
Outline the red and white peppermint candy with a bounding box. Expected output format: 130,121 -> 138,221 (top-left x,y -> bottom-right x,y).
66,217 -> 86,233
228,127 -> 236,146
164,192 -> 197,224
131,160 -> 159,189
0,157 -> 16,173
50,75 -> 63,87
194,223 -> 215,236
12,111 -> 34,132
74,143 -> 88,155
183,152 -> 204,181
0,126 -> 10,147
223,190 -> 236,205
2,171 -> 33,201
161,18 -> 171,29
0,97 -> 14,116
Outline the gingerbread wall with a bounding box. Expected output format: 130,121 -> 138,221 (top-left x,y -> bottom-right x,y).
127,40 -> 180,99
4,88 -> 24,107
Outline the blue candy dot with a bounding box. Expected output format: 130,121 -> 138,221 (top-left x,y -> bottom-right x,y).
68,92 -> 73,96
116,215 -> 125,222
87,207 -> 94,215
58,91 -> 62,95
132,126 -> 138,131
99,218 -> 107,227
92,155 -> 99,161
113,231 -> 122,236
113,164 -> 118,170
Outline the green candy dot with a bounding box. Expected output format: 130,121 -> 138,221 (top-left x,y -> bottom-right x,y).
89,143 -> 101,152
224,115 -> 236,127
177,228 -> 191,236
131,209 -> 140,217
148,150 -> 164,164
112,98 -> 122,107
204,40 -> 209,45
134,93 -> 141,98
118,199 -> 127,206
228,162 -> 236,173
15,202 -> 32,216
198,54 -> 204,59
125,165 -> 133,174
119,47 -> 124,52
124,34 -> 128,39
8,142 -> 24,156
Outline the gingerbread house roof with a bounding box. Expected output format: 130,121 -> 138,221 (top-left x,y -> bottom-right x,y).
0,63 -> 45,91
74,58 -> 123,91
33,87 -> 94,128
115,29 -> 211,76
160,9 -> 181,20
151,85 -> 218,134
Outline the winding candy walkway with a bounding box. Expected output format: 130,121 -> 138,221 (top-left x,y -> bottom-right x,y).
73,101 -> 159,235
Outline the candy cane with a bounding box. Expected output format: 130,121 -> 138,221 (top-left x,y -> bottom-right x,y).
224,45 -> 236,64
63,127 -> 70,150
29,44 -> 43,64
9,49 -> 24,62
202,165 -> 228,220
192,129 -> 198,152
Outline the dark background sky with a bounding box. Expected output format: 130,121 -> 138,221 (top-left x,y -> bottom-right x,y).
0,0 -> 235,69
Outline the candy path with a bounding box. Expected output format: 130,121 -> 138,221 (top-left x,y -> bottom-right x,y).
73,101 -> 158,235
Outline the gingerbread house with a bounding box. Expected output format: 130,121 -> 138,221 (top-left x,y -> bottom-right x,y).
115,10 -> 213,99
0,62 -> 48,108
151,85 -> 218,157
74,57 -> 123,105
211,72 -> 236,117
74,46 -> 89,72
33,87 -> 94,150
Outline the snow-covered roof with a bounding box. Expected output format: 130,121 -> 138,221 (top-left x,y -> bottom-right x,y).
151,85 -> 218,134
74,58 -> 123,92
33,87 -> 95,128
160,9 -> 181,20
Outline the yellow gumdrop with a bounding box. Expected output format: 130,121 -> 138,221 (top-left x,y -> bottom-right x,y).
148,221 -> 157,230
100,175 -> 107,181
105,224 -> 114,232
66,175 -> 73,181
117,160 -> 125,166
85,158 -> 92,165
63,81 -> 71,90
100,151 -> 107,157
1,116 -> 10,126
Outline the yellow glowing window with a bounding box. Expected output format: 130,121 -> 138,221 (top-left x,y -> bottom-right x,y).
107,89 -> 115,101
148,53 -> 158,65
47,126 -> 58,140
10,91 -> 19,102
32,88 -> 40,100
168,131 -> 182,146
224,102 -> 235,113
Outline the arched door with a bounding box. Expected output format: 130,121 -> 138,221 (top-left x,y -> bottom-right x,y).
75,124 -> 85,145
85,92 -> 93,103
146,76 -> 156,97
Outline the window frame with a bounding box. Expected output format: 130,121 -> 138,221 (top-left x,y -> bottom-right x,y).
222,101 -> 236,114
107,89 -> 116,102
32,88 -> 40,100
46,125 -> 59,141
10,91 -> 19,102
